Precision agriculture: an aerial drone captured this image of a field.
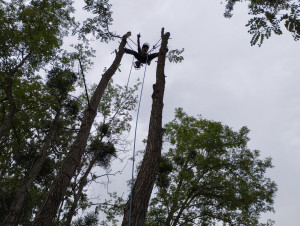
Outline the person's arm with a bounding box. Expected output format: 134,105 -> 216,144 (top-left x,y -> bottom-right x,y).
137,33 -> 142,53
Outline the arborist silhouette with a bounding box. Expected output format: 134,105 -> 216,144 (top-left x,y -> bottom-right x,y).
124,34 -> 159,69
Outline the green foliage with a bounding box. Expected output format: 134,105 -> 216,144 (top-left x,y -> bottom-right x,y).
65,98 -> 81,117
79,0 -> 114,42
71,211 -> 99,226
145,108 -> 277,226
167,48 -> 184,63
156,156 -> 173,188
96,108 -> 277,226
0,66 -> 82,223
89,139 -> 117,168
0,0 -> 118,224
97,79 -> 139,135
0,0 -> 75,72
46,68 -> 77,95
98,192 -> 126,226
221,0 -> 299,46
259,219 -> 276,226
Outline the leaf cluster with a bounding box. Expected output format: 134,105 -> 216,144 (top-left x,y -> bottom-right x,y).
71,211 -> 99,226
167,48 -> 184,63
98,192 -> 126,226
221,0 -> 299,46
0,0 -> 75,72
78,0 -> 114,42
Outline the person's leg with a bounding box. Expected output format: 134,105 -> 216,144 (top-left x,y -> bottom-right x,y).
134,61 -> 142,69
124,48 -> 146,63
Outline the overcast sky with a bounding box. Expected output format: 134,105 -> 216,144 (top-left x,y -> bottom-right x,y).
76,0 -> 300,225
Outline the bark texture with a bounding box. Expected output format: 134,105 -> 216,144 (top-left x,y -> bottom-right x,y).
121,28 -> 170,226
33,32 -> 131,226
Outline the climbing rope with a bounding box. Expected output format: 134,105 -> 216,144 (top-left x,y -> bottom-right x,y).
125,41 -> 135,51
128,37 -> 138,47
106,26 -> 161,53
118,34 -> 161,224
124,33 -> 162,54
128,55 -> 149,226
149,38 -> 162,53
126,56 -> 135,88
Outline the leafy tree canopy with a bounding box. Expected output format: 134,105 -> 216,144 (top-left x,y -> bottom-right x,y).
221,0 -> 300,46
145,108 -> 277,226
96,108 -> 277,226
0,0 -> 75,73
0,0 -> 120,224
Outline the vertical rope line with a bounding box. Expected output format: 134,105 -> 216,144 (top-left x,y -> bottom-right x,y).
126,56 -> 135,89
128,55 -> 149,226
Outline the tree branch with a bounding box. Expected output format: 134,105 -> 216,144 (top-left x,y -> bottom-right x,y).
33,31 -> 131,226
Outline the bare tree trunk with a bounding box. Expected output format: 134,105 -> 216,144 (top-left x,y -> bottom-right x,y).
121,28 -> 170,226
2,105 -> 63,226
33,32 -> 131,226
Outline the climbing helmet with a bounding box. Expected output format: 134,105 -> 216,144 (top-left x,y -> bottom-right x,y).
142,42 -> 150,49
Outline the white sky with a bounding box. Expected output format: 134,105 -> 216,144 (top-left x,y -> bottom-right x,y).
75,0 -> 300,225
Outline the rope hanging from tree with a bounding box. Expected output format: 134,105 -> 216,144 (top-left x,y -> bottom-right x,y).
78,33 -> 160,225
121,34 -> 162,225
127,54 -> 149,226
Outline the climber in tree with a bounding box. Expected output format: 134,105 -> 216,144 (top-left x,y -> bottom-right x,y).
124,34 -> 159,69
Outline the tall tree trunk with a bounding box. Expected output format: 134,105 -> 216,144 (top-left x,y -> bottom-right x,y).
121,28 -> 170,226
2,103 -> 63,226
33,32 -> 131,226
